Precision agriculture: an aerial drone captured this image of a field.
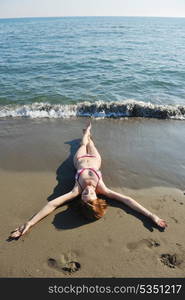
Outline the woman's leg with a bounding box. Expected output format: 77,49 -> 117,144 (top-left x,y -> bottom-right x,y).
73,123 -> 91,167
87,138 -> 102,165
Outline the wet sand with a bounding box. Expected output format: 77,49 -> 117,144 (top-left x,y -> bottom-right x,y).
0,117 -> 185,277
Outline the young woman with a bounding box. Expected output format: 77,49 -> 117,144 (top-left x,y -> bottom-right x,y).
10,122 -> 167,239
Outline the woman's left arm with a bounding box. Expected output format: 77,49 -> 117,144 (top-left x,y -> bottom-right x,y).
103,187 -> 167,228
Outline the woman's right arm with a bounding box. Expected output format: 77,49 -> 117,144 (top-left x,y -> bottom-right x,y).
10,185 -> 80,239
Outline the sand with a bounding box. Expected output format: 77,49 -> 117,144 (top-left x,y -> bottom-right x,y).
0,117 -> 185,278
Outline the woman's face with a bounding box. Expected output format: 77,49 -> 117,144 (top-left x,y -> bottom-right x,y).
81,186 -> 97,202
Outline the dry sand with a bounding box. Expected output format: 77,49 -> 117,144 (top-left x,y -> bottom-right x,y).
0,117 -> 185,277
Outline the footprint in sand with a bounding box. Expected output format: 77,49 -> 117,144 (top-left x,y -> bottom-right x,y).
170,216 -> 178,223
47,252 -> 81,275
160,253 -> 182,269
172,198 -> 184,205
127,239 -> 160,251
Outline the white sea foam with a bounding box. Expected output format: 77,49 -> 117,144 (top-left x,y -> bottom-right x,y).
0,100 -> 185,120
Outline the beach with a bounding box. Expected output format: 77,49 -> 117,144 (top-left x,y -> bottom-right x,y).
1,117 -> 185,278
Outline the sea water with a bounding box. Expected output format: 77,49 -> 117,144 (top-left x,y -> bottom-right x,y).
0,16 -> 185,119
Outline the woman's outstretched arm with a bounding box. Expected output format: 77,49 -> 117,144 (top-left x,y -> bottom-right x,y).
102,186 -> 167,228
9,185 -> 80,239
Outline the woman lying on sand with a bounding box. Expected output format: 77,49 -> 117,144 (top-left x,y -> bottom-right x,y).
10,122 -> 167,239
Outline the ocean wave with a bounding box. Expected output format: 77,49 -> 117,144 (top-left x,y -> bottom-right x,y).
0,100 -> 185,120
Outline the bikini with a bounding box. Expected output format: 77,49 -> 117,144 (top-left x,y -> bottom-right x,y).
77,154 -> 96,159
75,166 -> 102,190
75,154 -> 102,190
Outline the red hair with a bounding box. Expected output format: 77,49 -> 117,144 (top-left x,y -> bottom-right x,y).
80,198 -> 108,220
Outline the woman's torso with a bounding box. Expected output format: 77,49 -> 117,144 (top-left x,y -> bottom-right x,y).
75,157 -> 102,190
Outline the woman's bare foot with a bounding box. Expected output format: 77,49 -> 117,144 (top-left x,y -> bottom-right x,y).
83,122 -> 92,143
150,214 -> 167,228
83,121 -> 91,134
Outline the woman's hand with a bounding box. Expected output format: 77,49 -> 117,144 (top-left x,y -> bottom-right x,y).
9,222 -> 32,239
150,214 -> 167,228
